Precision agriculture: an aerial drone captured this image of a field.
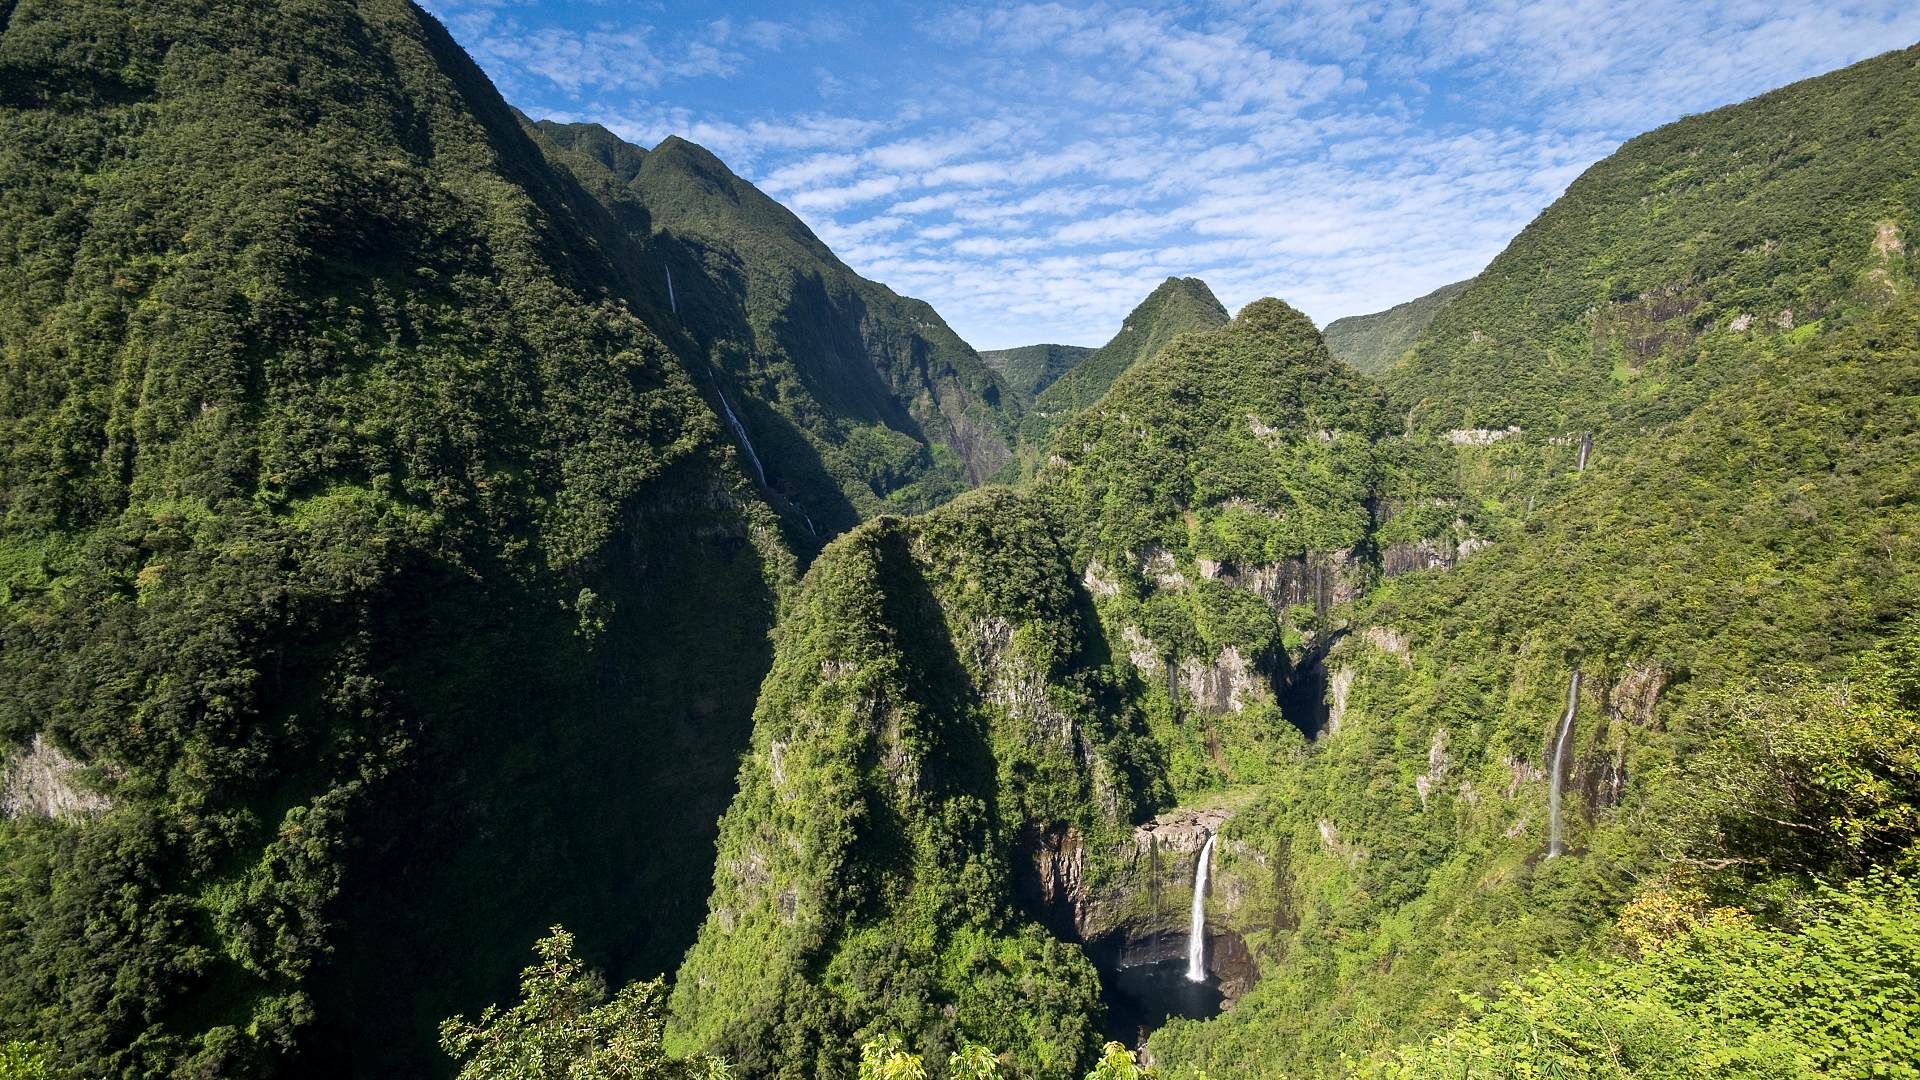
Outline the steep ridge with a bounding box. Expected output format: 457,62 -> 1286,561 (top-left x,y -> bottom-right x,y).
667,45 -> 1920,1080
0,1 -> 793,1076
1322,278 -> 1470,374
667,489 -> 1167,1079
668,301 -> 1471,1076
528,120 -> 1019,535
1010,278 -> 1229,471
982,343 -> 1096,402
1151,294 -> 1920,1078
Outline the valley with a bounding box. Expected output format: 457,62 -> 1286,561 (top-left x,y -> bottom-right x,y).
0,4 -> 1915,1079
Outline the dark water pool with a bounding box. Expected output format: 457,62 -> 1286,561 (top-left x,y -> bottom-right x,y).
1100,958 -> 1225,1046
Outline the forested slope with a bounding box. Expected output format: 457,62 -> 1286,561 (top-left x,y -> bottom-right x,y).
1141,44 -> 1920,1077
982,344 -> 1096,402
0,1 -> 792,1075
529,121 -> 1019,534
667,490 -> 1165,1079
1387,44 -> 1919,436
1010,278 -> 1228,472
1322,279 -> 1469,374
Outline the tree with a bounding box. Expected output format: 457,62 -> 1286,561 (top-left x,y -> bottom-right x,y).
441,928 -> 726,1080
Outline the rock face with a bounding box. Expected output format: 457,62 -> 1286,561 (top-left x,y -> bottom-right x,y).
1205,550 -> 1362,616
1,735 -> 112,820
1580,661 -> 1669,813
1177,647 -> 1268,713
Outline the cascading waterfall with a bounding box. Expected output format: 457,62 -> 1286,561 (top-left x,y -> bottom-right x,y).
716,390 -> 768,487
1547,669 -> 1583,858
1186,832 -> 1217,982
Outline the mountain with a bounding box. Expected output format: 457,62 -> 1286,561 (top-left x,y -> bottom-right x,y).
527,120 -> 1019,535
2,3 -> 1916,1078
1386,45 -> 1919,437
664,300 -> 1468,1077
665,44 -> 1920,1080
0,1 -> 794,1076
666,489 -> 1162,1078
1010,278 -> 1229,469
1321,278 -> 1471,373
1138,43 -> 1920,1077
981,343 -> 1096,402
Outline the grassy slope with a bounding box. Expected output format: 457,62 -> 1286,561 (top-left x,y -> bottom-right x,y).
0,2 -> 792,1076
1323,279 -> 1471,374
530,121 -> 1020,535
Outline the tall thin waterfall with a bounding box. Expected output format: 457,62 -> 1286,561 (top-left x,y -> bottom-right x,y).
1547,669 -> 1583,858
665,265 -> 678,315
1186,833 -> 1217,982
1576,432 -> 1592,472
716,390 -> 767,487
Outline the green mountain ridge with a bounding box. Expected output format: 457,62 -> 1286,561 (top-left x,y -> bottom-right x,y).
1322,278 -> 1471,374
665,41 -> 1920,1080
1009,278 -> 1230,473
528,120 -> 1019,535
0,1 -> 796,1075
981,343 -> 1097,402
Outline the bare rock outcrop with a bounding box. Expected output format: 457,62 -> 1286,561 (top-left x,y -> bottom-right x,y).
2,735 -> 112,820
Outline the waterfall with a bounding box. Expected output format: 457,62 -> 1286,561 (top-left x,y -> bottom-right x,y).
665,264 -> 678,315
1576,432 -> 1592,472
1547,669 -> 1583,858
715,390 -> 767,487
1186,832 -> 1217,982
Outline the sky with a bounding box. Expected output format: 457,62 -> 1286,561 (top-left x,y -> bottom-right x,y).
420,1 -> 1920,350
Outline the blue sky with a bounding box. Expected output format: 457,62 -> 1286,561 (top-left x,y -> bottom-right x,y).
421,1 -> 1920,349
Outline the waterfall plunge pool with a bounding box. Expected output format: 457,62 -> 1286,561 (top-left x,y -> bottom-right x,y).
1101,959 -> 1225,1046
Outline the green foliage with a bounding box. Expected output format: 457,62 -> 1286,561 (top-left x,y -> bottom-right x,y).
1137,47 -> 1920,1079
1323,279 -> 1470,374
1386,44 -> 1920,436
529,122 -> 1019,534
1363,875 -> 1920,1079
441,928 -> 724,1080
851,1038 -> 1155,1080
981,345 -> 1097,404
1011,278 -> 1230,469
1039,298 -> 1391,567
668,490 -> 1159,1079
0,1 -> 794,1075
0,1043 -> 51,1080
1083,1044 -> 1156,1080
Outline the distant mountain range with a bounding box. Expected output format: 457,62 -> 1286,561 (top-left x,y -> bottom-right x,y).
1322,278 -> 1472,373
